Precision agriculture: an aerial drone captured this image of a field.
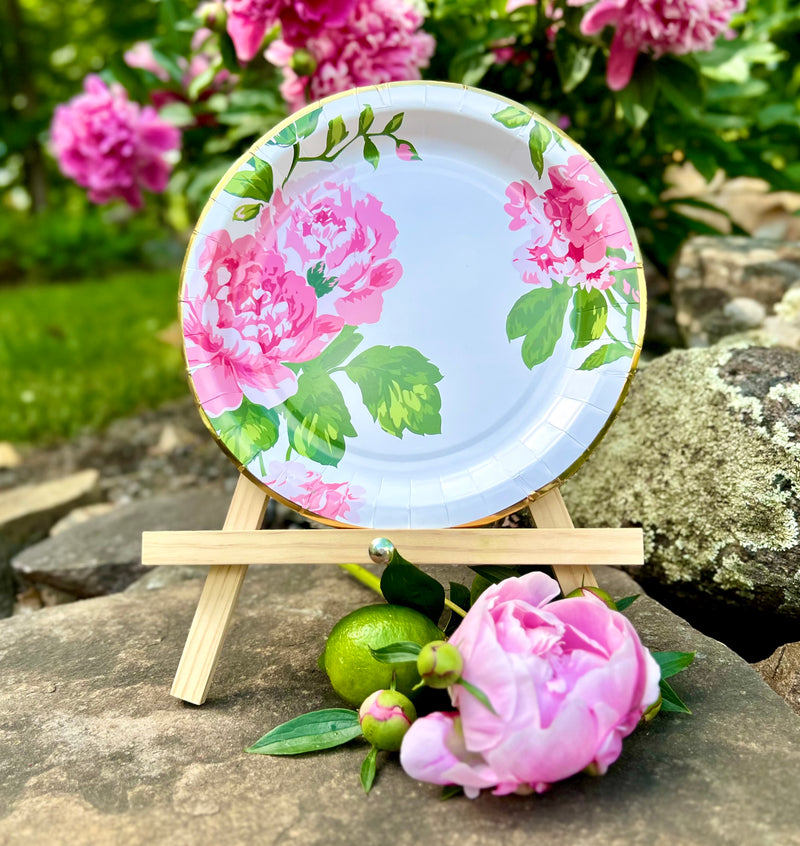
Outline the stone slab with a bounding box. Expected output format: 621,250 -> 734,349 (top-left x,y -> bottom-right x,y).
756,641 -> 800,716
0,565 -> 798,846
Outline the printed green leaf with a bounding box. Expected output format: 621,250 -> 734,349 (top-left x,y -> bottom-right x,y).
383,112 -> 404,134
268,123 -> 298,147
363,137 -> 380,170
570,287 -> 608,350
606,247 -> 628,260
458,679 -> 497,715
282,369 -> 357,467
506,283 -> 572,370
578,341 -> 632,371
528,122 -> 552,179
306,262 -> 339,298
325,115 -> 348,151
358,104 -> 375,134
658,679 -> 692,714
210,397 -> 280,465
233,203 -> 262,222
615,594 -> 640,611
381,560 -> 445,623
246,709 -> 362,755
295,107 -> 323,140
369,641 -> 423,663
492,105 -> 531,129
224,157 -> 274,202
345,345 -> 443,438
652,651 -> 696,679
307,324 -> 363,371
361,746 -> 378,794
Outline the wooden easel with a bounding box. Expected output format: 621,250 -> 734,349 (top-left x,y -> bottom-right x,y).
142,474 -> 643,705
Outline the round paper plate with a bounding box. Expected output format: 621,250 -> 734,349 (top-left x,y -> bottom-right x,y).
181,82 -> 645,529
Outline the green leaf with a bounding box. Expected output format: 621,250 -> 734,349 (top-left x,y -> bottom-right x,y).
383,112 -> 404,134
210,397 -> 280,465
282,369 -> 357,467
345,346 -> 442,438
361,746 -> 378,793
381,560 -> 445,623
233,203 -> 262,222
224,157 -> 274,202
616,62 -> 657,130
246,709 -> 363,755
369,641 -> 423,663
149,47 -> 184,83
325,115 -> 348,151
468,565 -> 522,584
615,594 -> 640,612
218,30 -> 240,73
506,283 -> 572,370
294,107 -> 323,140
458,679 -> 497,715
578,341 -> 632,371
268,122 -> 299,147
570,287 -> 608,350
441,785 -> 464,800
652,651 -> 696,679
528,122 -> 552,179
187,61 -> 220,101
306,325 -> 363,371
445,582 -> 471,637
492,105 -> 531,129
554,37 -> 597,94
363,137 -> 380,170
306,262 -> 339,298
659,679 -> 692,714
358,104 -> 375,134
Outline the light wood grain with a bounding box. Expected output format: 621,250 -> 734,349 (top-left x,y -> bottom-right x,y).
528,487 -> 598,594
170,474 -> 270,705
143,526 -> 643,568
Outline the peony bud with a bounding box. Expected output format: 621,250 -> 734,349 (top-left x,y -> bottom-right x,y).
289,48 -> 317,78
359,689 -> 416,751
417,640 -> 463,689
566,585 -> 617,610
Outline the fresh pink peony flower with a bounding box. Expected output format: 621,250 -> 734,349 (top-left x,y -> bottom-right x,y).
265,0 -> 435,113
400,572 -> 661,797
50,75 -> 180,209
183,230 -> 343,415
505,156 -> 635,290
225,0 -> 284,62
263,460 -> 365,521
581,0 -> 746,90
280,0 -> 359,46
262,177 -> 402,325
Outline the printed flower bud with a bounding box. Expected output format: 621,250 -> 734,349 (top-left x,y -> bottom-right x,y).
358,690 -> 416,751
290,48 -> 317,78
417,640 -> 463,689
566,585 -> 617,610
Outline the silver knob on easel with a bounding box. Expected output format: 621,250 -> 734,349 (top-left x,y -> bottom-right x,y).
368,537 -> 395,565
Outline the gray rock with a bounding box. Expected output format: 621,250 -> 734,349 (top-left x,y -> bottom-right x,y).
563,344 -> 800,655
755,641 -> 800,716
0,565 -> 798,845
672,236 -> 800,346
11,486 -> 232,599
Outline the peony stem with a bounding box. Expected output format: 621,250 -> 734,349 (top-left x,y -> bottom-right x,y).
445,598 -> 467,618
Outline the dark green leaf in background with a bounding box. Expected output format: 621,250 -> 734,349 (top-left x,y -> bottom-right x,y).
615,594 -> 640,611
381,560 -> 445,623
554,37 -> 597,94
659,679 -> 692,714
444,582 -> 471,636
652,651 -> 696,679
210,397 -> 280,465
246,709 -> 362,755
361,746 -> 378,793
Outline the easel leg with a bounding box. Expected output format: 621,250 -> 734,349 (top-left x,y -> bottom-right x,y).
528,487 -> 597,595
171,474 -> 270,704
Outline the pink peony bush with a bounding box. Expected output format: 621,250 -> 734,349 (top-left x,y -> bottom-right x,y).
400,572 -> 661,797
50,75 -> 180,209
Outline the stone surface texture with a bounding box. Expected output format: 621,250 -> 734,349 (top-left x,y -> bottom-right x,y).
0,565 -> 798,846
11,486 -> 234,599
564,344 -> 800,630
672,236 -> 800,347
755,641 -> 800,716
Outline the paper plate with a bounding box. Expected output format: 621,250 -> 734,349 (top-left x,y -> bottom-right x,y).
181,82 -> 645,528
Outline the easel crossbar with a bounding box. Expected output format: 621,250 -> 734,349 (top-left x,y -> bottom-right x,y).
142,527 -> 643,568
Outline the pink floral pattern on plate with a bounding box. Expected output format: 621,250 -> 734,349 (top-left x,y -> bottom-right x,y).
264,460 -> 365,522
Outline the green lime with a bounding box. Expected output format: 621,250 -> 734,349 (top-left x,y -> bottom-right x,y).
323,604 -> 443,706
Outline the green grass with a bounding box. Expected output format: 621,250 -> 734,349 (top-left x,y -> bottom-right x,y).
0,268 -> 188,444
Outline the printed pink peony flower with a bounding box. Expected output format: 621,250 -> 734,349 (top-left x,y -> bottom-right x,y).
265,0 -> 435,113
505,156 -> 635,290
264,460 -> 365,521
580,0 -> 746,90
400,572 -> 661,797
262,177 -> 402,325
50,75 -> 181,209
183,230 -> 343,416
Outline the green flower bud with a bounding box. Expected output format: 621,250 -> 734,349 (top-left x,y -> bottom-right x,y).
290,48 -> 317,78
417,640 -> 463,689
358,689 -> 416,751
640,695 -> 662,725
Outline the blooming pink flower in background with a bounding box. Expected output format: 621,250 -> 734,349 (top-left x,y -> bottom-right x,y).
50,75 -> 180,209
280,0 -> 359,46
264,460 -> 365,521
124,42 -> 171,81
263,177 -> 402,325
183,229 -> 343,415
266,0 -> 435,113
225,0 -> 284,61
400,572 -> 661,797
580,0 -> 746,90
